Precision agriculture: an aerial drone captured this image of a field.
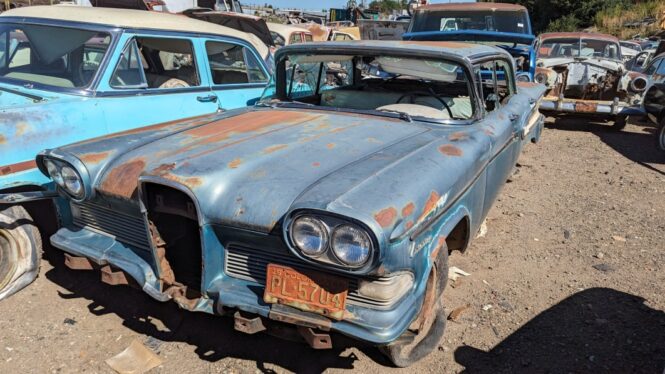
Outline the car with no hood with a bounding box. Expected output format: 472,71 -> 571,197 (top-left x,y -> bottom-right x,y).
33,40 -> 545,366
0,5 -> 271,300
535,32 -> 647,129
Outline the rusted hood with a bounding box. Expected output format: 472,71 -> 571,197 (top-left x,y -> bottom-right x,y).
87,109 -> 436,233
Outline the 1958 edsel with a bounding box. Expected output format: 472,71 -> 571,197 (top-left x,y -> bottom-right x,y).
33,40 -> 545,366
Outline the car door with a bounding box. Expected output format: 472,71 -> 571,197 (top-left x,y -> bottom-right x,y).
202,38 -> 270,110
97,32 -> 219,134
475,59 -> 520,218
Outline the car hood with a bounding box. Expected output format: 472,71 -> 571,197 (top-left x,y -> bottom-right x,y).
61,108 -> 442,231
403,30 -> 535,46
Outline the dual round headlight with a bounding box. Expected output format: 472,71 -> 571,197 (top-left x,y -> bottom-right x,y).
290,216 -> 373,267
516,73 -> 531,82
44,159 -> 84,199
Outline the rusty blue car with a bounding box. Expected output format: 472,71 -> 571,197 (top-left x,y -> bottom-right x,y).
33,40 -> 545,366
0,6 -> 271,300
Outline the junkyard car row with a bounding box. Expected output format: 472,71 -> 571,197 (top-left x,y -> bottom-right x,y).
0,3 -> 662,368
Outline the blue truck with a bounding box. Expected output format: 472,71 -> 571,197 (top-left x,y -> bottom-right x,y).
403,2 -> 536,82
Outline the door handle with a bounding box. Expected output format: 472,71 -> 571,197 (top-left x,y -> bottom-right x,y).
197,94 -> 218,103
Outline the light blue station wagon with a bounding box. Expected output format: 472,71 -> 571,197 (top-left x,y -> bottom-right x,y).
0,6 -> 271,300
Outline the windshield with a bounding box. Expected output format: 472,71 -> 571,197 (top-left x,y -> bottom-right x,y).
411,9 -> 530,35
538,38 -> 621,60
260,53 -> 474,123
0,23 -> 111,89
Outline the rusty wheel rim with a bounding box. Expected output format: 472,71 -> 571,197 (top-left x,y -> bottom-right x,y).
0,229 -> 19,291
401,265 -> 439,355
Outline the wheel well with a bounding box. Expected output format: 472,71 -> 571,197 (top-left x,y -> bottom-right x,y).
0,185 -> 59,247
445,217 -> 469,253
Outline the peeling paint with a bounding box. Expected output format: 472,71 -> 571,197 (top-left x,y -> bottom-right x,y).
401,202 -> 415,217
80,151 -> 110,164
312,162 -> 321,167
263,144 -> 289,154
99,158 -> 146,198
419,191 -> 440,222
326,143 -> 336,149
228,158 -> 243,169
448,131 -> 469,141
374,207 -> 397,228
438,144 -> 463,156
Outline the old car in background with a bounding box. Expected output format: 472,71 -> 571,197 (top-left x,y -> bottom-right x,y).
0,5 -> 271,300
403,2 -> 536,81
183,9 -> 274,49
535,32 -> 647,129
620,40 -> 642,64
641,52 -> 665,150
33,40 -> 545,366
267,22 -> 313,49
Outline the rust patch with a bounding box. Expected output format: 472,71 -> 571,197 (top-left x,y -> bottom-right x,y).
228,158 -> 243,169
438,144 -> 463,156
575,101 -> 598,113
398,40 -> 471,49
263,144 -> 289,154
405,220 -> 414,230
0,135 -> 6,144
431,236 -> 446,261
402,202 -> 415,217
79,151 -> 110,164
517,81 -> 539,88
0,160 -> 37,177
484,128 -> 495,136
159,173 -> 203,189
152,163 -> 176,175
448,131 -> 469,141
419,191 -> 440,222
326,143 -> 336,149
15,122 -> 30,136
99,158 -> 146,198
374,207 -> 397,228
312,162 -> 321,167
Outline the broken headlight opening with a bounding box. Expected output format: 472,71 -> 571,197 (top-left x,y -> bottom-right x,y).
516,73 -> 531,82
535,72 -> 548,85
42,158 -> 86,200
288,213 -> 375,269
629,76 -> 648,92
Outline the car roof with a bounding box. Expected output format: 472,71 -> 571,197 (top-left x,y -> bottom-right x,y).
279,40 -> 508,62
539,32 -> 619,43
1,5 -> 269,58
267,22 -> 312,37
419,2 -> 527,11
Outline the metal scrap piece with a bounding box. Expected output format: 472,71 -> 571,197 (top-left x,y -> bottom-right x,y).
105,339 -> 162,374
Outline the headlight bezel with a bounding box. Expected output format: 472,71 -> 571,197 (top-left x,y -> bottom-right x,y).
286,211 -> 378,271
38,154 -> 91,202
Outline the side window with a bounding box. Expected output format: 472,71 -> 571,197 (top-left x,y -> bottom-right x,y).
494,59 -> 515,104
656,59 -> 665,75
205,41 -> 268,85
290,33 -> 302,45
110,39 -> 147,89
475,61 -> 499,112
271,32 -> 285,48
304,34 -> 313,42
138,37 -> 199,88
644,58 -> 660,75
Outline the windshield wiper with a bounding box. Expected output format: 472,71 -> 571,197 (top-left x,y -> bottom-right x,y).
0,85 -> 44,102
376,109 -> 413,122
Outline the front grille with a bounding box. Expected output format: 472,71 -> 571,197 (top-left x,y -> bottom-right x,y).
71,202 -> 151,251
225,245 -> 399,309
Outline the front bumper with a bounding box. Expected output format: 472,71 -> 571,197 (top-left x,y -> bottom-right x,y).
50,225 -> 424,345
539,97 -> 645,116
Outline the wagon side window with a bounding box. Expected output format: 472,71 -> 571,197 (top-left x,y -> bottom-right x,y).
494,59 -> 515,104
110,39 -> 148,89
205,41 -> 268,85
475,61 -> 499,112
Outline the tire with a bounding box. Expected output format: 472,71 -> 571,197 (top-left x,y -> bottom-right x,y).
611,115 -> 627,131
657,119 -> 665,151
0,205 -> 42,301
380,243 -> 449,367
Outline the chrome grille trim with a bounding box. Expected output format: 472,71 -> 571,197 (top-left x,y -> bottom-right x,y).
71,202 -> 151,251
224,245 -> 401,309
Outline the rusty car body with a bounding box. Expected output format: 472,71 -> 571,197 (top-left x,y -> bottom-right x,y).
641,52 -> 665,150
35,40 -> 545,366
535,32 -> 648,129
0,6 -> 270,300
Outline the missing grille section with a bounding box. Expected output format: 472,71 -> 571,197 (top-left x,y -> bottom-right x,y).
144,183 -> 202,297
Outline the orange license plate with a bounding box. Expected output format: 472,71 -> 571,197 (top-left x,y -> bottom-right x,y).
263,264 -> 348,320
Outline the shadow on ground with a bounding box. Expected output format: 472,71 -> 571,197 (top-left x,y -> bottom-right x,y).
546,116 -> 665,175
455,288 -> 665,373
43,250 -> 389,373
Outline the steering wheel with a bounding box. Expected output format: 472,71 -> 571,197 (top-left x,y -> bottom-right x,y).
397,89 -> 454,119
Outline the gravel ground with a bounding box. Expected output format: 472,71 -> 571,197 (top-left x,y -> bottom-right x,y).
0,116 -> 663,374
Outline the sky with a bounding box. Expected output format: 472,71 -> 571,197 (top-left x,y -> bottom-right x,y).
253,0 -> 474,11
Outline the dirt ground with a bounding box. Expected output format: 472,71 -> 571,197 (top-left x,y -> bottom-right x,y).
0,116 -> 663,374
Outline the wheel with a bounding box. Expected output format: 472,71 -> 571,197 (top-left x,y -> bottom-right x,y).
611,115 -> 627,131
657,119 -> 665,151
0,205 -> 42,301
380,243 -> 449,367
